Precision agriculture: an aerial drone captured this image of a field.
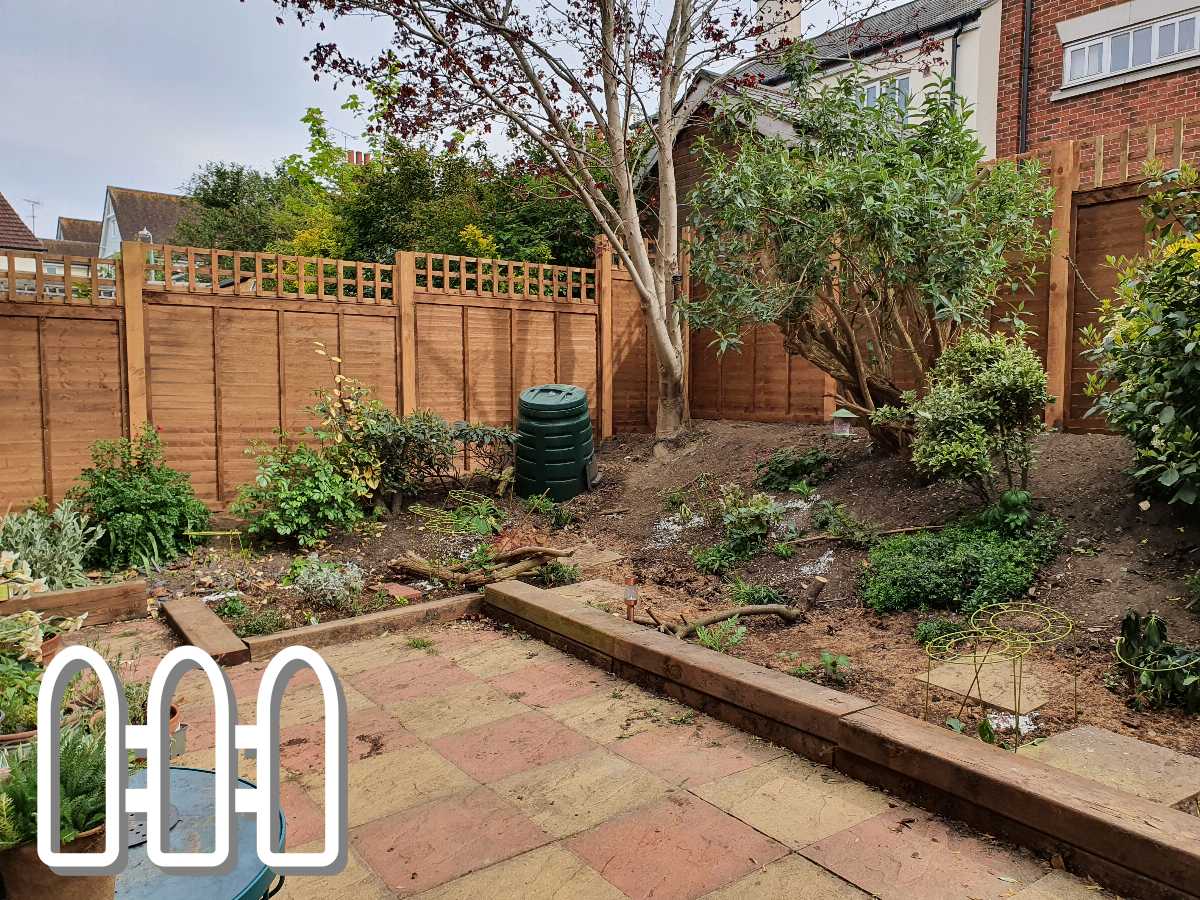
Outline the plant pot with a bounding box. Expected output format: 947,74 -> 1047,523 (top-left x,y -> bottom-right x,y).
39,633 -> 64,665
0,825 -> 115,900
90,704 -> 182,760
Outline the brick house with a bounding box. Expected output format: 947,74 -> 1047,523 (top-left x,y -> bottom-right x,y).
998,0 -> 1200,154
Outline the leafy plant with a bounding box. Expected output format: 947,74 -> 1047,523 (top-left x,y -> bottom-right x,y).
289,554 -> 366,613
772,542 -> 796,560
1083,164 -> 1200,505
692,543 -> 739,575
0,610 -> 85,663
863,517 -> 1062,615
1116,609 -> 1200,712
820,650 -> 852,684
810,501 -> 875,546
876,330 -> 1050,504
686,63 -> 1053,451
0,728 -> 109,849
534,560 -> 580,587
523,491 -> 576,527
413,490 -> 506,535
787,664 -> 815,678
914,617 -> 963,646
754,448 -> 833,492
407,636 -> 436,652
0,500 -> 102,590
695,617 -> 747,653
214,596 -> 247,618
0,552 -> 47,601
0,658 -> 41,735
231,607 -> 287,638
455,421 -> 517,488
717,485 -> 782,557
70,423 -> 210,571
231,437 -> 364,547
978,489 -> 1035,535
729,577 -> 785,606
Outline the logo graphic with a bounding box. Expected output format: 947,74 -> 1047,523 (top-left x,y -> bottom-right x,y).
37,644 -> 348,876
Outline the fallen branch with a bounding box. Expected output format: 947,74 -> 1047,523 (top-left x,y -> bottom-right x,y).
387,545 -> 565,587
673,604 -> 806,639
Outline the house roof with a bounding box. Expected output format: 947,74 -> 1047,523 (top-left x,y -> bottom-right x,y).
107,186 -> 185,245
40,238 -> 100,257
56,216 -> 101,243
0,191 -> 45,252
744,0 -> 993,84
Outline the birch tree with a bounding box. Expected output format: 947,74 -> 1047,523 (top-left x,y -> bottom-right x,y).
260,0 -> 861,437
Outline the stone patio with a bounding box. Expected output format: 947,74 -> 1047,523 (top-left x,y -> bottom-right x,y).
100,618 -> 1112,899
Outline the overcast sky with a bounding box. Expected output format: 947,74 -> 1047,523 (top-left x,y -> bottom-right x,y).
0,0 -> 851,238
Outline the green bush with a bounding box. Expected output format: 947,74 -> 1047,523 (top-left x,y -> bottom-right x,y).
753,448 -> 833,492
876,330 -> 1050,504
863,517 -> 1061,615
1083,165 -> 1200,505
71,424 -> 209,570
0,657 -> 41,735
0,500 -> 102,590
534,560 -> 580,587
231,438 -> 363,547
717,485 -> 782,556
1,728 -> 109,850
289,554 -> 366,612
1116,610 -> 1200,712
695,617 -> 746,653
914,617 -> 963,646
692,543 -> 739,575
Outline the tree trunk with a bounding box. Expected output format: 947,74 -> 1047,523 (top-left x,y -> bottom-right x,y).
656,361 -> 687,439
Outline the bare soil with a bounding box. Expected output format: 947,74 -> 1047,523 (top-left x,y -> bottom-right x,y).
568,421 -> 1200,757
152,419 -> 1200,757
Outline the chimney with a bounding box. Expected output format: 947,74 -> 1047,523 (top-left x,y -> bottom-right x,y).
755,0 -> 804,43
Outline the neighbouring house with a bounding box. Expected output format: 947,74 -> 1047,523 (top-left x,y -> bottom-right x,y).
997,0 -> 1200,154
98,186 -> 184,258
44,216 -> 102,256
0,190 -> 45,254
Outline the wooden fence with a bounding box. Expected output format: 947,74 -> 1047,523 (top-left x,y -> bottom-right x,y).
0,242 -> 650,509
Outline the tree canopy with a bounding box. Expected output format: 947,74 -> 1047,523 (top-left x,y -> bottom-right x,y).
685,57 -> 1054,448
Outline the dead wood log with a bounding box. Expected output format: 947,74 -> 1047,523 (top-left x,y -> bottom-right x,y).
387,545 -> 565,587
672,604 -> 806,639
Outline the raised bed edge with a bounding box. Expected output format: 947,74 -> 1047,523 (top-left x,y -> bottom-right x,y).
5,580 -> 148,626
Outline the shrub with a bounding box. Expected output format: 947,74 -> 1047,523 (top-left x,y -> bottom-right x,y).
810,501 -> 874,546
71,424 -> 209,570
1116,609 -> 1200,712
692,543 -> 739,575
0,728 -> 108,850
1083,165 -> 1200,506
876,330 -> 1050,504
729,577 -> 785,606
695,617 -> 746,653
289,554 -> 366,612
231,438 -> 363,547
0,500 -> 102,590
455,421 -> 517,486
0,657 -> 41,735
978,489 -> 1035,535
914,617 -> 963,646
754,448 -> 833,492
863,517 -> 1061,615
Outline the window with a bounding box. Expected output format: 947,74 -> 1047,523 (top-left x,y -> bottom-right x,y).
1063,9 -> 1200,84
862,76 -> 911,112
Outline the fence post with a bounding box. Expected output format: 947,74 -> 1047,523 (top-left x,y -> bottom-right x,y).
120,240 -> 149,436
595,236 -> 614,440
396,251 -> 417,416
1044,139 -> 1079,430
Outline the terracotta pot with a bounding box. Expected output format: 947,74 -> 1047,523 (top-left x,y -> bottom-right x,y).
0,825 -> 115,900
39,633 -> 64,665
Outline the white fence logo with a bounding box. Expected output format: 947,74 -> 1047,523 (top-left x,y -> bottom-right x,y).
37,644 -> 347,876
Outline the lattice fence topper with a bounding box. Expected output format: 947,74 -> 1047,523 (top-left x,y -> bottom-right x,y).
36,645 -> 347,876
920,601 -> 1076,737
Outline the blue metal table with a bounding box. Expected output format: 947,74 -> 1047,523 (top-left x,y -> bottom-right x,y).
116,767 -> 284,900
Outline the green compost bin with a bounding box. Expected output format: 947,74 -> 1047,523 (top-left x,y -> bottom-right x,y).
515,384 -> 596,502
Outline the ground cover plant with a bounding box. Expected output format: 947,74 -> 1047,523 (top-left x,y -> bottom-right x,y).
1116,610 -> 1200,712
0,728 -> 108,850
753,448 -> 833,492
71,424 -> 209,570
1084,163 -> 1200,506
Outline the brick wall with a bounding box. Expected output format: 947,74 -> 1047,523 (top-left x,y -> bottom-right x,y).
997,0 -> 1200,155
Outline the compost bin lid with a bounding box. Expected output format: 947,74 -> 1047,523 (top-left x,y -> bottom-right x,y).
519,384 -> 588,412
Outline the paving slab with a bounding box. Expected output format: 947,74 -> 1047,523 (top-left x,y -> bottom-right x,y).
801,807 -> 1047,900
447,635 -> 566,677
694,755 -> 895,849
566,793 -> 789,900
285,842 -> 394,899
488,658 -> 615,707
1017,725 -> 1200,810
542,687 -> 681,743
699,854 -> 870,899
565,544 -> 626,576
430,710 -> 595,783
278,708 -> 419,778
412,845 -> 625,900
347,654 -> 478,705
387,680 -> 526,740
492,747 -> 673,837
915,658 -> 1051,713
546,577 -> 627,610
611,715 -> 786,787
351,786 -> 548,896
1012,870 -> 1115,899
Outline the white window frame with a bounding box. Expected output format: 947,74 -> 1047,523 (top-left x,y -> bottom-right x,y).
1062,8 -> 1200,87
861,75 -> 912,112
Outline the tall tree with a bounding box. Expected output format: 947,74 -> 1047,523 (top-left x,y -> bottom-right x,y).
260,0 -> 843,437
